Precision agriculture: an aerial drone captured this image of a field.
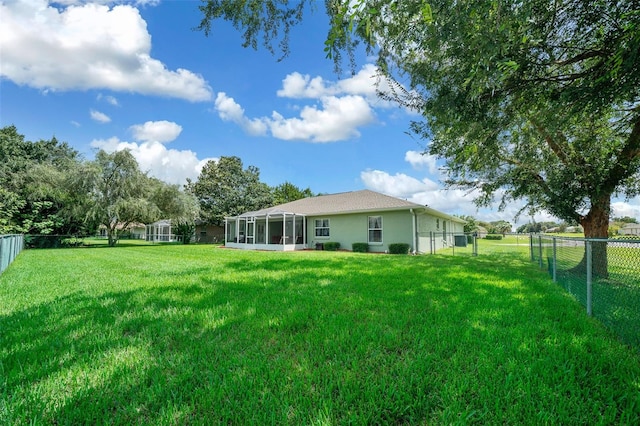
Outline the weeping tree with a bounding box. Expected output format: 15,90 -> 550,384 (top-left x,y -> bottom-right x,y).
197,0 -> 640,276
79,150 -> 160,247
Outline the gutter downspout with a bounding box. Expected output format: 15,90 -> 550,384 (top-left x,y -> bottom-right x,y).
410,209 -> 418,254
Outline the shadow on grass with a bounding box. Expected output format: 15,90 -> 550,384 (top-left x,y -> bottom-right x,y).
2,250 -> 640,424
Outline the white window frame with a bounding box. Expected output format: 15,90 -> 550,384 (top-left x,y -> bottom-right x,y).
368,216 -> 383,244
314,218 -> 330,238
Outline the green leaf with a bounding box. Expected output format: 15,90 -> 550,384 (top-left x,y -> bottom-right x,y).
422,3 -> 433,24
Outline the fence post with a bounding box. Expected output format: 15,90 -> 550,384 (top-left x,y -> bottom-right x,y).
452,233 -> 455,256
538,235 -> 543,268
552,237 -> 557,282
529,233 -> 534,261
586,240 -> 593,316
473,233 -> 478,256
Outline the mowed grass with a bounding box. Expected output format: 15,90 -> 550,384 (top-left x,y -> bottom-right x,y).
1,245 -> 639,424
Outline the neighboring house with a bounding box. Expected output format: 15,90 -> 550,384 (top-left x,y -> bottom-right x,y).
146,219 -> 177,242
98,222 -> 145,239
195,220 -> 224,243
224,190 -> 465,253
475,226 -> 488,238
619,222 -> 640,236
566,225 -> 584,234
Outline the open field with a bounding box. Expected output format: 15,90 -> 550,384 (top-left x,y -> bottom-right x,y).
1,245 -> 639,424
477,234 -> 531,256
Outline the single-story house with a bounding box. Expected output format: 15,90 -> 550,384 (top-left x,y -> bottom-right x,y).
224,190 -> 466,253
619,222 -> 640,236
98,222 -> 145,239
195,220 -> 225,243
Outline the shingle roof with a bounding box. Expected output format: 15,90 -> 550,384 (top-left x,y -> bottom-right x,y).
229,190 -> 466,223
247,190 -> 423,216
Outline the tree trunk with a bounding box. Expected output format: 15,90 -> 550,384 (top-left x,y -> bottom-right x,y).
578,195 -> 610,278
107,227 -> 118,247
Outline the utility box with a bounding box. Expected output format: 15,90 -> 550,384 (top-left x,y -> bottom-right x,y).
454,235 -> 468,247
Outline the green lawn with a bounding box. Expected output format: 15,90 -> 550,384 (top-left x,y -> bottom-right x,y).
1,245 -> 639,424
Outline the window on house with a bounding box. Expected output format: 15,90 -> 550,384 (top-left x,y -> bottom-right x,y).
436,218 -> 440,230
368,216 -> 383,243
315,219 -> 330,237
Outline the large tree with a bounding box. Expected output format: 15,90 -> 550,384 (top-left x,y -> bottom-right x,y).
0,125 -> 84,235
79,150 -> 161,246
271,181 -> 314,205
186,156 -> 273,225
198,0 -> 640,276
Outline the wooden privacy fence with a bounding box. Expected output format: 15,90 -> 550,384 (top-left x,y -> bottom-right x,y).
0,234 -> 24,275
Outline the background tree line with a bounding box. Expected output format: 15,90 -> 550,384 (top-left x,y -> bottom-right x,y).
0,125 -> 313,246
458,214 -> 638,236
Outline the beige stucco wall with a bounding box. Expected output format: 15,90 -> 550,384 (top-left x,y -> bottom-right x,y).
306,210 -> 415,253
227,208 -> 466,253
306,209 -> 466,253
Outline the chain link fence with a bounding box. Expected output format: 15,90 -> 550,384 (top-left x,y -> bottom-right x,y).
422,232 -> 478,256
531,234 -> 640,349
1,234 -> 24,275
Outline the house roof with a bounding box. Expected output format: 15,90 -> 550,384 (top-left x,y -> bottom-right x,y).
98,222 -> 146,230
622,222 -> 640,228
276,190 -> 421,215
230,190 -> 465,223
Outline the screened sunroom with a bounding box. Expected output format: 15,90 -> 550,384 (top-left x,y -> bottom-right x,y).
224,208 -> 307,251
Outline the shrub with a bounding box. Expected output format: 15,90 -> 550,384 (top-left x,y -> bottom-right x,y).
24,235 -> 65,249
352,242 -> 368,253
323,242 -> 341,251
388,243 -> 410,254
485,234 -> 503,240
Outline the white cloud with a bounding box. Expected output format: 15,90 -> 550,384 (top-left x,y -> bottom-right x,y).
53,1 -> 160,5
361,168 -> 640,228
360,169 -> 541,226
97,93 -> 119,106
214,92 -> 374,142
214,93 -> 268,136
129,120 -> 183,143
213,64 -> 406,142
612,197 -> 640,219
90,109 -> 111,123
360,170 -> 439,199
91,136 -> 214,186
405,150 -> 439,175
91,120 -> 213,185
0,1 -> 212,101
277,73 -> 329,99
268,95 -> 375,142
277,64 -> 398,108
360,154 -> 561,227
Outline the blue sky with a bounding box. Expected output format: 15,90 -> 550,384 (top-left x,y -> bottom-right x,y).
2,0 -> 638,227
